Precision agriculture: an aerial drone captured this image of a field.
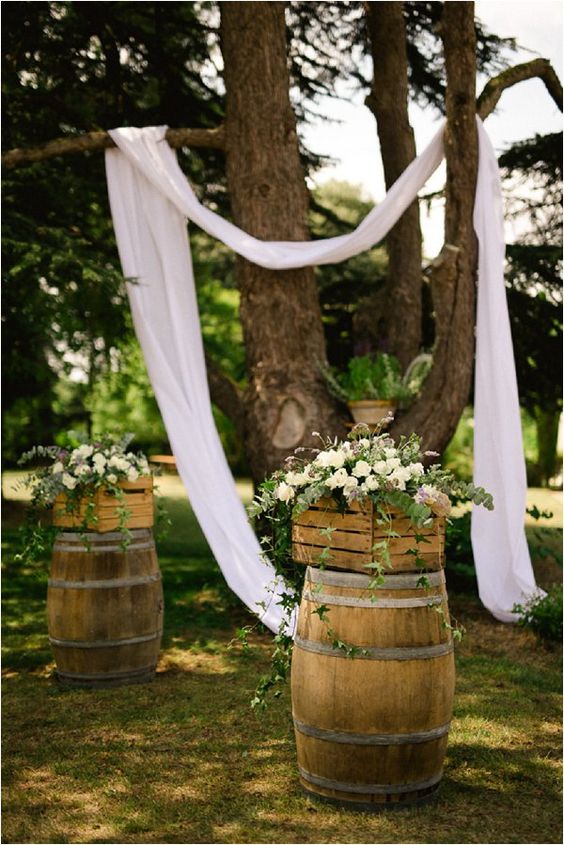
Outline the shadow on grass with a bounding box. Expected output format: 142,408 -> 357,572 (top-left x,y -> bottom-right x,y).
2,661 -> 562,844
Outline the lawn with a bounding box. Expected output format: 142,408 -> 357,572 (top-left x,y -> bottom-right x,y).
1,474 -> 562,844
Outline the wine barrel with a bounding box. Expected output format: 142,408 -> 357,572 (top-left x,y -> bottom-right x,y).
48,528 -> 163,687
291,566 -> 455,809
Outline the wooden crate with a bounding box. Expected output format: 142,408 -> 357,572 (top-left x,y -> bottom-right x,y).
292,497 -> 445,574
53,477 -> 154,533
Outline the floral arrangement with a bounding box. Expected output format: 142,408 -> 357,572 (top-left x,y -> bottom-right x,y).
17,433 -> 153,560
249,427 -> 492,528
245,425 -> 493,708
19,434 -> 151,507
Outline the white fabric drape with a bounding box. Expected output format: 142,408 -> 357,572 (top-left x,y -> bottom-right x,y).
471,121 -> 542,621
105,118 -> 539,631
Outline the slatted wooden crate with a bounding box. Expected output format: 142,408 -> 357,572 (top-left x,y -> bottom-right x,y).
53,477 -> 154,533
292,497 -> 445,574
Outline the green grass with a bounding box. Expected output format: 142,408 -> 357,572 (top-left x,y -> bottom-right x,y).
1,480 -> 562,844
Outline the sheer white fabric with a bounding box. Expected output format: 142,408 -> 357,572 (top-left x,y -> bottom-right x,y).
105,118 -> 539,631
471,121 -> 542,621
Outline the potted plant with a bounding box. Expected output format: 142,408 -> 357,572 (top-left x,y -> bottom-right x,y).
17,433 -> 164,688
248,425 -> 493,807
321,352 -> 432,426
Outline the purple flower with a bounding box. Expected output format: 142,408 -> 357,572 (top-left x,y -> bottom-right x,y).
415,486 -> 429,504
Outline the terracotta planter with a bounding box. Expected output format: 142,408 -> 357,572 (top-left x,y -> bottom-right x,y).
290,498 -> 453,808
347,399 -> 396,426
53,476 -> 154,533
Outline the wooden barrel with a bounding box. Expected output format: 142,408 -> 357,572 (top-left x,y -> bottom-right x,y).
48,528 -> 163,687
291,566 -> 455,809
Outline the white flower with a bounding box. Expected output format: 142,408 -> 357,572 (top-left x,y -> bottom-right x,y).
325,468 -> 349,490
286,470 -> 310,487
51,461 -> 64,474
408,462 -> 425,477
76,444 -> 94,459
76,464 -> 91,476
314,451 -> 333,468
127,468 -> 139,482
389,466 -> 412,491
106,473 -> 118,485
109,455 -> 129,471
275,482 -> 295,502
352,460 -> 371,478
62,472 -> 78,490
386,457 -> 401,471
92,453 -> 107,470
373,460 -> 390,475
328,450 -> 346,468
342,476 -> 359,496
362,476 -> 380,492
315,449 -> 345,469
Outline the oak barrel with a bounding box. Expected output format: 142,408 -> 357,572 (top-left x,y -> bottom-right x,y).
48,528 -> 163,687
291,566 -> 455,809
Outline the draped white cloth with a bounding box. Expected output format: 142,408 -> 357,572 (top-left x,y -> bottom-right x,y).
105,118 -> 538,631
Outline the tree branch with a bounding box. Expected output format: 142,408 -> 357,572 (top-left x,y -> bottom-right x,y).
1,125 -> 226,170
204,352 -> 246,444
477,58 -> 563,120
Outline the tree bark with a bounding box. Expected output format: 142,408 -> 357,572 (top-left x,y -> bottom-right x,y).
220,2 -> 344,483
477,58 -> 563,120
364,1 -> 422,369
1,126 -> 226,169
391,1 -> 478,453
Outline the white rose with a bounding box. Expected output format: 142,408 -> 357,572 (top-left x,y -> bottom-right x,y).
62,472 -> 78,490
92,453 -> 107,470
352,460 -> 371,478
314,451 -> 333,468
52,461 -> 64,474
327,450 -> 346,469
275,482 -> 295,502
76,464 -> 91,476
373,460 -> 390,475
389,467 -> 411,490
76,444 -> 94,458
325,468 -> 349,490
386,458 -> 401,471
286,471 -> 308,487
106,473 -> 118,485
109,455 -> 128,470
343,476 -> 359,496
408,462 -> 425,477
362,476 -> 380,492
127,468 -> 139,482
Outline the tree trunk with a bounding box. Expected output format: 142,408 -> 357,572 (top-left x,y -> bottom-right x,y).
364,1 -> 422,369
391,1 -> 478,453
534,407 -> 561,486
220,2 -> 344,484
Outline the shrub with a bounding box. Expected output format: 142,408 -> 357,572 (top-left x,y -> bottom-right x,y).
513,587 -> 563,643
